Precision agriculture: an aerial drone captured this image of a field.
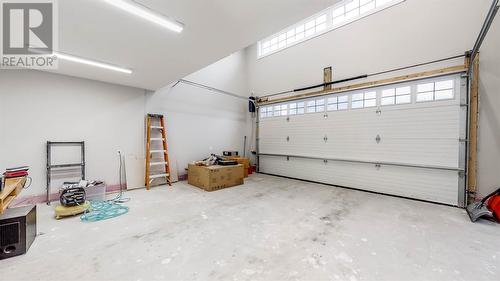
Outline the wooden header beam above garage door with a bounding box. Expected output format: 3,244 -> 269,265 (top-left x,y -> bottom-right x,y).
257,64 -> 468,106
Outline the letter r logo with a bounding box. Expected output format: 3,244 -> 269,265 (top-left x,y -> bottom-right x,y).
2,2 -> 53,55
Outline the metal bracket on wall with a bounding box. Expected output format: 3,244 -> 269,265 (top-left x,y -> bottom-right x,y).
286,136 -> 290,142
375,135 -> 381,144
323,135 -> 328,143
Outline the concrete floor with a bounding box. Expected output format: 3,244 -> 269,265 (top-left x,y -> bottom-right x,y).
1,174 -> 499,281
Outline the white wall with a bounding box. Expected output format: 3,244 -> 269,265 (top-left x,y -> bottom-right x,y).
247,0 -> 489,94
245,0 -> 500,197
477,15 -> 500,198
0,70 -> 146,197
146,51 -> 250,177
0,51 -> 251,199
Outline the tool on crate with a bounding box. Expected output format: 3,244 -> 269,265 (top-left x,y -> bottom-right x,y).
145,114 -> 171,189
208,154 -> 238,166
466,187 -> 500,222
223,151 -> 239,157
193,154 -> 239,167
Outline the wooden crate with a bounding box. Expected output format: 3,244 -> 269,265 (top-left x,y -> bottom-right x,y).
188,164 -> 244,191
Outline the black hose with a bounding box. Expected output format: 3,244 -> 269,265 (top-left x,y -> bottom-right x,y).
368,54 -> 466,77
293,75 -> 369,92
479,187 -> 500,205
260,54 -> 466,99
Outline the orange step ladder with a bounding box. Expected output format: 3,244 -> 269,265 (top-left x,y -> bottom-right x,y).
145,114 -> 172,189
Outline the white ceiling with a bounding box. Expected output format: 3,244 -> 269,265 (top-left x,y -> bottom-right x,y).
47,0 -> 336,90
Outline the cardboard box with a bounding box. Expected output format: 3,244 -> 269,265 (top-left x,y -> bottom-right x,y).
225,157 -> 250,177
188,164 -> 244,192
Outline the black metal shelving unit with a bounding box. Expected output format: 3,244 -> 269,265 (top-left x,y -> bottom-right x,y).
46,141 -> 85,205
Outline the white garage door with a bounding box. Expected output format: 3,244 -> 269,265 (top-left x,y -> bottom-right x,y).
258,74 -> 467,206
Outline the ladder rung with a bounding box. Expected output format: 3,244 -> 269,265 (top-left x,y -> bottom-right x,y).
149,173 -> 169,179
150,126 -> 163,130
150,161 -> 168,166
150,138 -> 165,141
150,150 -> 167,154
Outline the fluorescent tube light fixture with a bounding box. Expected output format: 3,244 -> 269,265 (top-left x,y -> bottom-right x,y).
102,0 -> 184,33
55,52 -> 133,74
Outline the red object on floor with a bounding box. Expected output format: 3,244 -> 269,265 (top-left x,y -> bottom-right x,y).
3,170 -> 28,178
488,195 -> 500,220
248,167 -> 253,175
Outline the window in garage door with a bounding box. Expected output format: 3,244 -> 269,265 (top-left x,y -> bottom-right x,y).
352,91 -> 377,109
381,86 -> 411,105
327,95 -> 349,111
416,79 -> 454,102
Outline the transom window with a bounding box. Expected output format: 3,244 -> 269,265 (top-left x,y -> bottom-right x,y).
260,106 -> 273,118
289,102 -> 305,115
327,95 -> 349,111
352,91 -> 377,109
381,86 -> 411,105
306,99 -> 325,113
259,76 -> 458,119
258,0 -> 405,58
273,104 -> 288,117
333,0 -> 398,26
416,80 -> 454,102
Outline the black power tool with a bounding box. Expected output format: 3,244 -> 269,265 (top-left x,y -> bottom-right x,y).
60,187 -> 86,207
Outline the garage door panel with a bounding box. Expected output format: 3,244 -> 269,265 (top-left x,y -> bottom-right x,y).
259,155 -> 459,205
287,114 -> 327,156
257,74 -> 465,206
259,118 -> 288,154
379,105 -> 460,139
377,139 -> 459,167
298,109 -> 380,159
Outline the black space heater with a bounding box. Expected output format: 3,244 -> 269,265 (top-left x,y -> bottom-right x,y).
0,205 -> 37,260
